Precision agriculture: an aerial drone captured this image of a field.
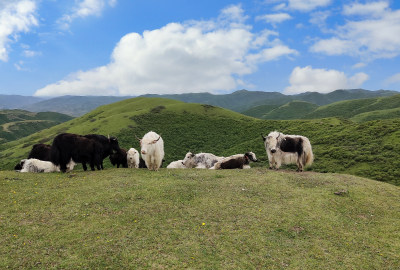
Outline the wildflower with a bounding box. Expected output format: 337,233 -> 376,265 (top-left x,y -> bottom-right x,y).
202,222 -> 205,226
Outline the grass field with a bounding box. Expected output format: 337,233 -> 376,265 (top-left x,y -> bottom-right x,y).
1,168 -> 399,269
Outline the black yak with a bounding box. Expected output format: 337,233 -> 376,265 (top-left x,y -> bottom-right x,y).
51,133 -> 102,172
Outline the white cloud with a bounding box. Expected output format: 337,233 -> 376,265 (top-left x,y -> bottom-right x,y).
287,0 -> 332,12
352,62 -> 366,69
256,13 -> 292,25
59,0 -> 117,29
284,66 -> 369,94
343,1 -> 389,17
0,0 -> 38,61
34,5 -> 297,97
311,2 -> 400,60
385,73 -> 400,85
264,0 -> 331,12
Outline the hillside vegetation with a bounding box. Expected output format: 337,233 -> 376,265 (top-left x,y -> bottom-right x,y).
0,110 -> 73,143
243,94 -> 400,122
1,169 -> 399,269
0,97 -> 399,185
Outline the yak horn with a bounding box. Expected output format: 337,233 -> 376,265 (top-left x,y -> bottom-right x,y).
135,135 -> 141,141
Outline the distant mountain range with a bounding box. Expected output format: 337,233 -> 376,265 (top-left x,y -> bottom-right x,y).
0,89 -> 398,116
0,95 -> 44,109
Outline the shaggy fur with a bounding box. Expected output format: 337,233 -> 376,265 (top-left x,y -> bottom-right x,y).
262,131 -> 314,172
139,131 -> 164,171
182,152 -> 224,169
167,160 -> 186,169
51,133 -> 102,172
28,143 -> 52,161
109,148 -> 128,168
18,158 -> 75,173
212,152 -> 258,170
127,148 -> 140,168
84,134 -> 121,169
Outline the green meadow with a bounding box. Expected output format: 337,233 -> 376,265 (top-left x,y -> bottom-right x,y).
1,169 -> 399,269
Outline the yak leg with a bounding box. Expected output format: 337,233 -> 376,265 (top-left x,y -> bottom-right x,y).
296,157 -> 303,172
60,163 -> 67,173
82,162 -> 88,171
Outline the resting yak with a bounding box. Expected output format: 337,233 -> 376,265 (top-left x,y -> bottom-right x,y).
212,152 -> 258,170
262,131 -> 313,172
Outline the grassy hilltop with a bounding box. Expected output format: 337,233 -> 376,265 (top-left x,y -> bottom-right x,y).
0,97 -> 399,185
1,169 -> 399,269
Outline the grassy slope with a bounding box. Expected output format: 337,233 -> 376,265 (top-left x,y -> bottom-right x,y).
0,97 -> 399,185
0,169 -> 399,269
242,94 -> 400,121
350,107 -> 400,122
304,94 -> 400,120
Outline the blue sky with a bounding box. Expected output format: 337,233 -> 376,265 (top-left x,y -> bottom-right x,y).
0,0 -> 400,97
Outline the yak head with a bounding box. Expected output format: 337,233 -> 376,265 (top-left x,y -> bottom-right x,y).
108,135 -> 121,152
262,131 -> 282,154
245,152 -> 258,162
127,148 -> 139,162
137,133 -> 162,155
182,152 -> 196,168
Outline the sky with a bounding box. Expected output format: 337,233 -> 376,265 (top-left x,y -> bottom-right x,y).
0,0 -> 400,97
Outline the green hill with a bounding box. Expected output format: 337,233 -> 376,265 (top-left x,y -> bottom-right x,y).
1,169 -> 399,269
244,94 -> 400,121
303,94 -> 400,120
0,110 -> 74,144
0,97 -> 399,185
350,107 -> 400,122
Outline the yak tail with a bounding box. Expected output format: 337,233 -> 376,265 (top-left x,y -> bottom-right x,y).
302,138 -> 314,167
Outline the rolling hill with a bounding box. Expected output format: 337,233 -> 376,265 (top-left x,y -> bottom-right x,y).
0,110 -> 74,144
0,97 -> 399,185
243,94 -> 400,121
303,94 -> 400,121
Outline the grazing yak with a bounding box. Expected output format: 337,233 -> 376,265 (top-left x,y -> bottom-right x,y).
109,148 -> 128,168
182,152 -> 224,169
84,134 -> 120,169
262,131 -> 313,172
28,143 -> 52,161
51,133 -> 103,172
18,158 -> 76,173
167,160 -> 186,169
127,148 -> 140,168
138,131 -> 164,171
212,152 -> 258,169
